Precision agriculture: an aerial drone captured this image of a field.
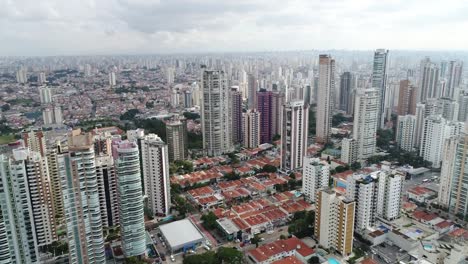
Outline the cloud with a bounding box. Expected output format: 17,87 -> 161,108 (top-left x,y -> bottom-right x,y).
0,0 -> 467,55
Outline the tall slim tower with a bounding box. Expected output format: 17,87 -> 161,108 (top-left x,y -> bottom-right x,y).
339,72 -> 353,113
271,92 -> 285,137
418,58 -> 440,102
397,80 -> 417,116
242,109 -> 261,149
316,55 -> 335,143
59,131 -> 105,264
441,128 -> 468,216
201,70 -> 233,156
113,141 -> 146,257
438,136 -> 459,208
352,89 -> 379,160
248,74 -> 257,110
280,101 -> 309,171
141,134 -> 170,216
371,49 -> 389,128
109,72 -> 116,86
446,61 -> 463,99
24,150 -> 57,246
0,150 -> 41,264
166,118 -> 188,162
257,89 -> 272,143
231,87 -> 243,144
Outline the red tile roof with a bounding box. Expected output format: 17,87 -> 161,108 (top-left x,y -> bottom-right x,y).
449,228 -> 467,238
408,186 -> 435,196
187,186 -> 215,198
435,220 -> 452,229
360,258 -> 379,264
248,237 -> 314,262
272,256 -> 303,264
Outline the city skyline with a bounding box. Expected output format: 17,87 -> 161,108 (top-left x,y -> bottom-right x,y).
2,0 -> 468,56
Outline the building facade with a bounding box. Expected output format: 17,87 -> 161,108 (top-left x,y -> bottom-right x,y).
114,141 -> 146,257
376,171 -> 404,221
242,109 -> 261,149
201,70 -> 233,156
371,49 -> 389,128
352,89 -> 379,160
302,157 -> 329,202
231,87 -> 243,144
397,80 -> 417,116
396,115 -> 416,152
316,55 -> 335,143
257,89 -> 272,143
280,101 -> 309,171
59,131 -> 106,264
166,119 -> 188,162
315,189 -> 355,256
141,134 -> 171,216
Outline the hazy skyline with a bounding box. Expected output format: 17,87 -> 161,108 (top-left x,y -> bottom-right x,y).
1,0 -> 468,56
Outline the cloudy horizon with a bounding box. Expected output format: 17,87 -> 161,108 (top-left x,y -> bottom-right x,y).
1,0 -> 468,56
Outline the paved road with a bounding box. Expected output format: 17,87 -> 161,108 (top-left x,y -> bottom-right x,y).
403,171 -> 440,193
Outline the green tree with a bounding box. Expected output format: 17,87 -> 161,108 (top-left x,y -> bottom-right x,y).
120,109 -> 140,120
279,234 -> 287,240
376,129 -> 394,150
223,172 -> 240,181
187,132 -> 203,149
145,101 -> 154,108
183,251 -> 216,264
309,109 -> 316,136
201,211 -> 218,230
216,247 -> 243,264
350,161 -> 361,171
124,256 -> 146,264
251,234 -> 261,248
335,165 -> 348,173
289,172 -> 296,179
332,113 -> 351,127
262,164 -> 277,173
272,134 -> 281,141
1,104 -> 10,112
183,112 -> 200,120
309,256 -> 320,264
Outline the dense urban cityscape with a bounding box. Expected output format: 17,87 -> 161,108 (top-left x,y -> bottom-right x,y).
0,49 -> 466,264
1,1 -> 468,263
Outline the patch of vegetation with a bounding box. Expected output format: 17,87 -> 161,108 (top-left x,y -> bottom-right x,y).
288,211 -> 315,238
183,112 -> 200,120
134,118 -> 167,140
0,134 -> 15,144
332,113 -> 352,127
170,160 -> 194,175
115,86 -> 150,94
309,108 -> 316,136
120,109 -> 140,120
348,247 -> 366,264
187,131 -> 202,149
43,241 -> 68,255
183,247 -> 242,264
262,164 -> 277,173
376,129 -> 394,150
201,211 -> 218,230
6,98 -> 37,107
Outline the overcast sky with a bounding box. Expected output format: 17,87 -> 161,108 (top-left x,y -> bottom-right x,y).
1,0 -> 468,56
